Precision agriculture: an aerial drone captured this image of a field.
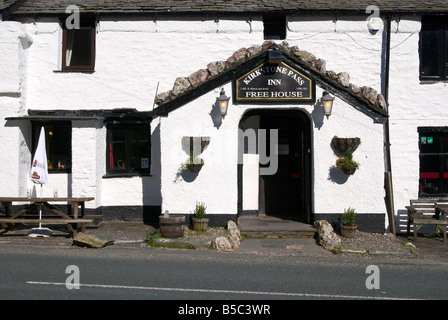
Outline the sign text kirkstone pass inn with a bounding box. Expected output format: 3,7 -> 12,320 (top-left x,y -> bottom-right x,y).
235,61 -> 315,104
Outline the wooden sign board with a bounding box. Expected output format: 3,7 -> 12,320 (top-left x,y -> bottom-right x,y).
234,61 -> 315,104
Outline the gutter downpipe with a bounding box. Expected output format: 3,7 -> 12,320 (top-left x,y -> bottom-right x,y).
384,15 -> 396,235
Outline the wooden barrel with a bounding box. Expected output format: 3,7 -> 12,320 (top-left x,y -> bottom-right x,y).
159,215 -> 185,238
193,218 -> 209,231
340,224 -> 357,238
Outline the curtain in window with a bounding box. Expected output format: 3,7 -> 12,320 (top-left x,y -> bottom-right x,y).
109,142 -> 115,169
65,30 -> 75,66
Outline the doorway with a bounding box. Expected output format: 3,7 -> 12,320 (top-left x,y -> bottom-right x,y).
239,109 -> 312,223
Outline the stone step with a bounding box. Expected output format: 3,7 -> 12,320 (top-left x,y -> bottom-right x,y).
238,216 -> 316,239
241,230 -> 316,239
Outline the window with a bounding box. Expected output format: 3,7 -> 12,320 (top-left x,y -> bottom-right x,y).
106,123 -> 151,175
418,127 -> 448,197
61,19 -> 95,71
32,122 -> 72,173
263,15 -> 286,40
419,16 -> 448,81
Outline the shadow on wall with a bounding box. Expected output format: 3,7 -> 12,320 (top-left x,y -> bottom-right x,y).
327,139 -> 349,184
176,170 -> 199,183
5,120 -> 38,196
209,100 -> 223,129
142,122 -> 162,224
311,100 -> 324,130
327,166 -> 350,184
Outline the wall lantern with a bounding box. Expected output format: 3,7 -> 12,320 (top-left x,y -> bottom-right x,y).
321,91 -> 335,119
217,88 -> 230,118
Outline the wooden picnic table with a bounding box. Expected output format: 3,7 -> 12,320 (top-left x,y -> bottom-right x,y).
0,197 -> 95,237
436,204 -> 448,219
435,204 -> 448,242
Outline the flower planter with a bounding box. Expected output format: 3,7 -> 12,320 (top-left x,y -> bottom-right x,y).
159,214 -> 185,238
341,167 -> 357,175
187,163 -> 203,173
192,217 -> 209,231
332,136 -> 361,154
341,224 -> 357,238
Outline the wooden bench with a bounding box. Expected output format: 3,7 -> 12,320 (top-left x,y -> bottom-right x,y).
0,218 -> 93,237
82,215 -> 103,222
406,199 -> 448,242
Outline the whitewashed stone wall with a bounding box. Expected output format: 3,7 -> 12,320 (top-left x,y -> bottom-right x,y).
0,21 -> 32,198
159,82 -> 386,218
288,16 -> 384,90
1,14 -> 439,228
387,17 -> 448,231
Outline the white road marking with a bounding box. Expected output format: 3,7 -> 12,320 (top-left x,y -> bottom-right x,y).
26,281 -> 412,300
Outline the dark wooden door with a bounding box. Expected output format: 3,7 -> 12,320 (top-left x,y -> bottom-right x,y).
260,112 -> 308,222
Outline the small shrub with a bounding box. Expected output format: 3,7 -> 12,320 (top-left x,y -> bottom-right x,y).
194,201 -> 207,219
336,151 -> 359,170
342,207 -> 356,226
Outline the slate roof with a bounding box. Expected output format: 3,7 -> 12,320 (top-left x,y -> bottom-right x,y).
7,0 -> 448,17
0,0 -> 20,11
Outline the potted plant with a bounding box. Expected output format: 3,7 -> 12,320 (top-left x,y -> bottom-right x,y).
192,201 -> 208,231
341,207 -> 357,238
336,150 -> 359,175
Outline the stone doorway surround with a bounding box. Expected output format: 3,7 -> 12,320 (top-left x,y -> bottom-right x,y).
152,41 -> 388,121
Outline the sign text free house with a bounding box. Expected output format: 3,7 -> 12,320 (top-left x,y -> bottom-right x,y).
234,61 -> 315,104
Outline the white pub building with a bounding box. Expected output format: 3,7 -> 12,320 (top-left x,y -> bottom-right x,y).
1,0 -> 447,234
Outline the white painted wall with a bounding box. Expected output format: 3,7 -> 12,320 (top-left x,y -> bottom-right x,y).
1,13 -> 437,229
288,16 -> 384,90
0,21 -> 32,199
387,16 -> 448,231
160,82 -> 385,219
312,86 -> 385,215
5,16 -> 264,209
19,16 -> 263,111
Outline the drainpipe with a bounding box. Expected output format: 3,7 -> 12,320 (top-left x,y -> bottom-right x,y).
383,15 -> 396,235
384,16 -> 391,170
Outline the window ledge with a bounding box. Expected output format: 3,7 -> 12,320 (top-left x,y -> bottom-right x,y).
102,172 -> 152,179
419,79 -> 448,84
49,170 -> 72,174
418,195 -> 448,200
54,70 -> 95,74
